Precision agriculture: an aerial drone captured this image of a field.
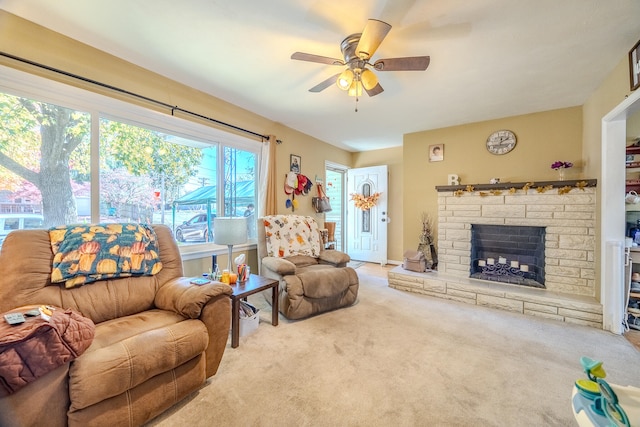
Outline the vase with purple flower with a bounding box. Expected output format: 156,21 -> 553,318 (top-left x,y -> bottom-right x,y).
551,161 -> 573,181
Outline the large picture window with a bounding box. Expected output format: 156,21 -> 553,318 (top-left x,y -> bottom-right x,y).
0,68 -> 259,249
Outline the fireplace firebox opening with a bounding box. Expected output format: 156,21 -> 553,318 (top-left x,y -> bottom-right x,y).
470,224 -> 545,288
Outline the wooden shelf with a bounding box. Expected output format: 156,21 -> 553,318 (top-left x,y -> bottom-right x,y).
627,146 -> 640,155
626,178 -> 640,193
630,292 -> 640,299
435,179 -> 597,192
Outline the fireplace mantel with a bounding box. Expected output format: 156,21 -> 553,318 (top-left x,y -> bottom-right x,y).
435,179 -> 597,192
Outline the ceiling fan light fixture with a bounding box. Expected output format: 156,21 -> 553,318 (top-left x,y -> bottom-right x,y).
360,69 -> 378,90
347,80 -> 363,97
291,17 -> 429,108
336,69 -> 354,90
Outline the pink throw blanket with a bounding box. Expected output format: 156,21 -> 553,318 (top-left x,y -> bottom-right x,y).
0,307 -> 95,396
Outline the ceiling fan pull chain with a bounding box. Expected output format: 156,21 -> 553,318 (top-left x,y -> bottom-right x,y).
355,72 -> 360,112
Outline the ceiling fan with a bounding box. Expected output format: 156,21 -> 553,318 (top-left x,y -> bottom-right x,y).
291,19 -> 430,103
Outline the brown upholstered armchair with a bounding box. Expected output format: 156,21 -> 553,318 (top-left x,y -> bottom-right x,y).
0,224 -> 231,427
257,215 -> 359,320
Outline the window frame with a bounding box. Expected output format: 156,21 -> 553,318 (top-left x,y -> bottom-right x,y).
0,65 -> 260,258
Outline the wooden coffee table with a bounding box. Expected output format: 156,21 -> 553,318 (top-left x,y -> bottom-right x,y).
228,274 -> 279,348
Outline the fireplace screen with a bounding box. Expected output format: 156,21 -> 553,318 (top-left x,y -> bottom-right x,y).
470,224 -> 545,288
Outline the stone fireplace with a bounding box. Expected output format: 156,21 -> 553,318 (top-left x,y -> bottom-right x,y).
389,180 -> 604,328
437,180 -> 596,296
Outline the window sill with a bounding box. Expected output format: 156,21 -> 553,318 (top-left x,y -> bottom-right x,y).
179,240 -> 257,261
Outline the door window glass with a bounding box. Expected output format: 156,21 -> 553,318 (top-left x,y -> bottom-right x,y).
361,183 -> 371,233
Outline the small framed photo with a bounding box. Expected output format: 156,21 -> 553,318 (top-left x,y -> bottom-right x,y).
630,39 -> 640,91
429,144 -> 444,162
290,154 -> 301,173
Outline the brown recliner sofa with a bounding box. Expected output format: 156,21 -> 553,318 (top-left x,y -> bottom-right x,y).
257,215 -> 359,320
0,224 -> 232,427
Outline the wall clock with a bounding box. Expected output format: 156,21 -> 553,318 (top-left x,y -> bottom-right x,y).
486,130 -> 517,155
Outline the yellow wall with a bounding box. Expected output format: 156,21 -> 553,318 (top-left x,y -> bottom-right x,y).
582,58 -> 633,178
402,107 -> 583,252
270,122 -> 351,219
353,147 -> 403,260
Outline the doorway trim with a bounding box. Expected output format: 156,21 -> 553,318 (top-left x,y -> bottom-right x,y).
325,161 -> 348,252
602,88 -> 640,333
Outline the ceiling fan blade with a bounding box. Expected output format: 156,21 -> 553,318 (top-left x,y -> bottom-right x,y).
373,56 -> 430,71
356,19 -> 392,59
365,83 -> 384,97
291,52 -> 345,66
309,73 -> 341,92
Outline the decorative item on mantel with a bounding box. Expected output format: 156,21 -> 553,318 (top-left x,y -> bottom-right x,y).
447,174 -> 460,185
417,212 -> 438,270
436,179 -> 596,197
551,161 -> 573,181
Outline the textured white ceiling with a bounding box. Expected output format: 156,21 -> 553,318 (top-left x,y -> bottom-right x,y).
2,0 -> 639,151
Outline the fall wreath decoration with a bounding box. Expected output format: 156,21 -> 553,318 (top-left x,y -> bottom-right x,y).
350,192 -> 382,210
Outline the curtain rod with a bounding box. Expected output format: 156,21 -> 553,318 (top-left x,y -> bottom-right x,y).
1,52 -> 281,143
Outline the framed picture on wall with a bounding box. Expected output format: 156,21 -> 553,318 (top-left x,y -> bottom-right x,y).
429,144 -> 444,162
290,154 -> 301,173
630,39 -> 640,91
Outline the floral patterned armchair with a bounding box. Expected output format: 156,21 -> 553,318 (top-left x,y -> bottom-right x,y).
257,215 -> 359,320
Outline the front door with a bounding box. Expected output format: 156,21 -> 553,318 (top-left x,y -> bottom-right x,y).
346,165 -> 388,264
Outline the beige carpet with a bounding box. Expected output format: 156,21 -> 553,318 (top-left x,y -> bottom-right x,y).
147,264 -> 640,426
347,260 -> 365,269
